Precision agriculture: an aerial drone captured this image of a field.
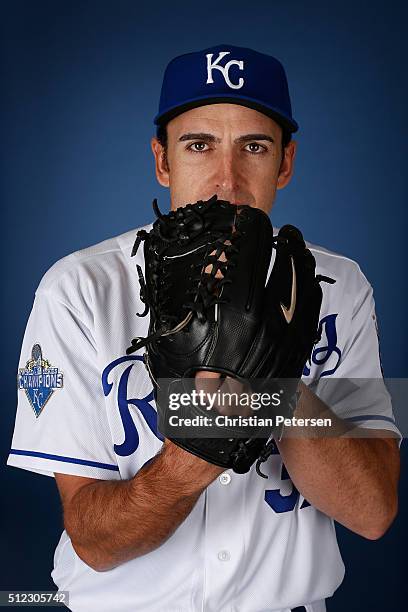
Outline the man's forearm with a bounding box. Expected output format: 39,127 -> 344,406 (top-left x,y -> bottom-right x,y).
63,441 -> 223,571
276,382 -> 400,539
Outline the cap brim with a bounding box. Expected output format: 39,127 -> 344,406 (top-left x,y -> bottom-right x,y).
154,95 -> 298,133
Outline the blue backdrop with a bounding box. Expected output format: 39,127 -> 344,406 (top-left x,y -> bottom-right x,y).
1,1 -> 406,610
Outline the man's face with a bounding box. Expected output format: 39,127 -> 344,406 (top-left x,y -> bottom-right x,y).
151,103 -> 297,214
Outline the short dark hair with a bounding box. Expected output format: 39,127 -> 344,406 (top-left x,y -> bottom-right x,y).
156,122 -> 292,160
281,130 -> 292,149
156,123 -> 168,150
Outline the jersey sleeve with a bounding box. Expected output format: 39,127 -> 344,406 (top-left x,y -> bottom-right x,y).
312,269 -> 401,442
7,288 -> 121,480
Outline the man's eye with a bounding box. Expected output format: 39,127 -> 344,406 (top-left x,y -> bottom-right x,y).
188,142 -> 209,153
245,143 -> 266,154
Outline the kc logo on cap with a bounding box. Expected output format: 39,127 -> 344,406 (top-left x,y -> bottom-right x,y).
206,51 -> 244,90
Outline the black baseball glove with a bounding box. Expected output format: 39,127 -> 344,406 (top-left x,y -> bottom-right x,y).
127,195 -> 334,476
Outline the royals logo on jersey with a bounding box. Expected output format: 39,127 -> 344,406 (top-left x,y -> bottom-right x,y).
17,343 -> 63,417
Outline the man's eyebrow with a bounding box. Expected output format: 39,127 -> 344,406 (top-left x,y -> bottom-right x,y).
178,133 -> 221,143
178,132 -> 275,144
235,133 -> 275,144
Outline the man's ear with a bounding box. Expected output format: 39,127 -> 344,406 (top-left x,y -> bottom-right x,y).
151,137 -> 170,187
277,140 -> 297,190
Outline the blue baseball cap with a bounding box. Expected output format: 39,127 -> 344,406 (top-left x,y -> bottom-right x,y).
154,44 -> 298,133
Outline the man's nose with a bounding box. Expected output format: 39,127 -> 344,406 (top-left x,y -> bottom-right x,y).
214,152 -> 241,194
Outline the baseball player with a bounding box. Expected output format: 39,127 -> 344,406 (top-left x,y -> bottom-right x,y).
8,45 -> 400,612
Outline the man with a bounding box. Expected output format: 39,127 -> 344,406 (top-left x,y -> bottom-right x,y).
8,44 -> 400,612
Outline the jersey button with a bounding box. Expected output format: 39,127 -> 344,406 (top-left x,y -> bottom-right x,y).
217,550 -> 231,562
219,472 -> 231,485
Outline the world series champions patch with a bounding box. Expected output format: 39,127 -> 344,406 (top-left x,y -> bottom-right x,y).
18,344 -> 63,417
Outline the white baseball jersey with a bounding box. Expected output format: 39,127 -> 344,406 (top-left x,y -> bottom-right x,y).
8,221 -> 401,612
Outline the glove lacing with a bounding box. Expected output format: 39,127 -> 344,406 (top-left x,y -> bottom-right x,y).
127,198 -> 246,355
255,440 -> 276,478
